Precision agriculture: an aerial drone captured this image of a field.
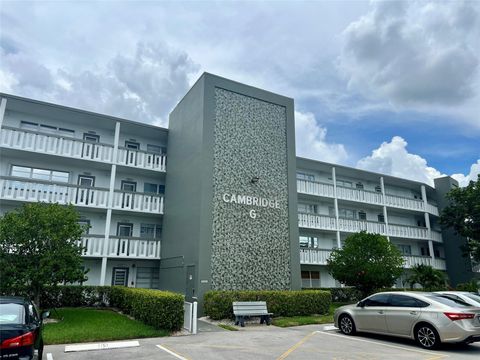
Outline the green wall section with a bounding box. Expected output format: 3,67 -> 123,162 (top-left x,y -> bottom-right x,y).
160,73 -> 300,313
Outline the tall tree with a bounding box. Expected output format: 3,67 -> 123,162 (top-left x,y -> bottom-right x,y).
407,264 -> 448,291
0,203 -> 87,308
327,231 -> 405,298
440,175 -> 480,262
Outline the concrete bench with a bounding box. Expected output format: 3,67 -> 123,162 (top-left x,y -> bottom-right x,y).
233,301 -> 272,327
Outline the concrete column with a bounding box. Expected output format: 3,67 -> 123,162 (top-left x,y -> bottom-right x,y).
100,121 -> 121,286
421,185 -> 434,260
332,167 -> 341,248
0,98 -> 7,129
380,176 -> 390,241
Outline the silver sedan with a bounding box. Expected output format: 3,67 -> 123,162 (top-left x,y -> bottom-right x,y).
334,291 -> 480,349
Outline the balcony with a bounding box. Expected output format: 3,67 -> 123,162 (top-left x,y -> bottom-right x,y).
296,179 -> 439,216
0,126 -> 166,172
403,255 -> 446,270
79,235 -> 160,259
117,147 -> 166,172
298,213 -> 443,242
299,248 -> 446,270
0,177 -> 164,214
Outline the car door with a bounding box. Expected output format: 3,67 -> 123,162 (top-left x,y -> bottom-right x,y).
354,294 -> 389,333
385,294 -> 423,336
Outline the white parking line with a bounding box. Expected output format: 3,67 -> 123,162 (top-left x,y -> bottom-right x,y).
156,344 -> 190,360
316,331 -> 449,358
65,340 -> 139,352
322,325 -> 337,331
46,353 -> 53,360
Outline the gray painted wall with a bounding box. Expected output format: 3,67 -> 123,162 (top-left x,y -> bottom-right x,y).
434,176 -> 473,285
160,73 -> 300,313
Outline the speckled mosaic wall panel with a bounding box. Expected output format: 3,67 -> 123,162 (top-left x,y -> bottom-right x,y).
211,87 -> 291,290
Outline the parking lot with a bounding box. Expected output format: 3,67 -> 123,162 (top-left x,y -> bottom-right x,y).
45,323 -> 480,360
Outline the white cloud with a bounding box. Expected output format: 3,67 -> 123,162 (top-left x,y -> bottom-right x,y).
295,111 -> 348,164
339,1 -> 480,109
0,41 -> 199,126
451,160 -> 480,187
356,136 -> 444,186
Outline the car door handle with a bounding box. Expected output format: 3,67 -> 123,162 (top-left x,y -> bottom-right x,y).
410,311 -> 417,315
377,311 -> 384,314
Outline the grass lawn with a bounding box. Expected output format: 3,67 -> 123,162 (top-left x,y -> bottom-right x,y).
272,302 -> 350,328
43,308 -> 169,345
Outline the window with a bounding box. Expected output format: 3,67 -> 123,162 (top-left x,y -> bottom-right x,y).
299,236 -> 319,248
297,172 -> 315,181
358,211 -> 367,220
136,267 -> 159,289
375,185 -> 382,193
20,121 -> 74,137
298,204 -> 318,214
121,181 -> 137,192
339,208 -> 356,219
125,141 -> 140,150
427,295 -> 472,308
398,245 -> 412,255
336,179 -> 352,188
140,224 -> 162,239
389,295 -> 425,307
0,303 -> 25,325
11,165 -> 69,183
378,214 -> 385,223
117,223 -> 133,237
356,182 -> 364,190
147,144 -> 166,154
364,294 -> 390,307
83,133 -> 100,142
301,271 -> 320,288
78,219 -> 91,234
420,247 -> 430,256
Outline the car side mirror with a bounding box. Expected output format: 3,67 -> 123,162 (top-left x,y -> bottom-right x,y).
41,311 -> 50,320
357,301 -> 365,308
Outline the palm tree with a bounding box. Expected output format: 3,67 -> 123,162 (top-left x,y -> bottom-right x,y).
407,264 -> 448,291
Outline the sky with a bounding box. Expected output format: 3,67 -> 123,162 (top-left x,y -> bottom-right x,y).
1,0 -> 479,187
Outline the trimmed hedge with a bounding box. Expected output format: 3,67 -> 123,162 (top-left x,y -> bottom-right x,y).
204,290 -> 331,320
41,286 -> 111,309
109,287 -> 183,331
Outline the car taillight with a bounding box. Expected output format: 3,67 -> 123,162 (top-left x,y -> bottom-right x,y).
0,331 -> 35,349
444,312 -> 476,321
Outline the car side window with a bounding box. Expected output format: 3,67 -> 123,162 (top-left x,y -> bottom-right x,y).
28,304 -> 39,323
364,294 -> 390,306
390,294 -> 426,307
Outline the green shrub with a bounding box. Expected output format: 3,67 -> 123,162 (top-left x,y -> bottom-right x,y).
109,287 -> 183,331
204,290 -> 331,320
312,287 -> 362,302
40,286 -> 111,309
456,280 -> 480,292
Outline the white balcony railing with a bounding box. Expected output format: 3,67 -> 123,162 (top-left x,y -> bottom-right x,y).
298,213 -> 442,242
403,255 -> 446,270
0,126 -> 114,162
112,190 -> 164,214
79,235 -> 160,259
300,248 -> 332,265
0,177 -> 109,208
298,213 -> 337,230
297,179 -> 334,198
0,177 -> 164,214
296,179 -> 439,216
0,126 -> 167,172
117,147 -> 166,172
299,248 -> 446,270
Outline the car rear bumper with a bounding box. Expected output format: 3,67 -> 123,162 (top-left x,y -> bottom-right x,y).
463,335 -> 480,344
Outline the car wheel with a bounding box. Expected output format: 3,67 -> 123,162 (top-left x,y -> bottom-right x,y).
415,324 -> 440,349
339,314 -> 356,335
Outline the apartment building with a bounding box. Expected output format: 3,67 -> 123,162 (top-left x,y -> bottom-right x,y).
0,73 -> 474,309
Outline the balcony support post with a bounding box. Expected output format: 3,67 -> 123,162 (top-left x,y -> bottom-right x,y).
421,185 -> 435,260
380,176 -> 390,241
0,98 -> 7,129
332,167 -> 341,248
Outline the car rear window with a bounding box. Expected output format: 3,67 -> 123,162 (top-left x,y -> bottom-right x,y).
0,303 -> 25,324
427,295 -> 472,308
465,293 -> 480,305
